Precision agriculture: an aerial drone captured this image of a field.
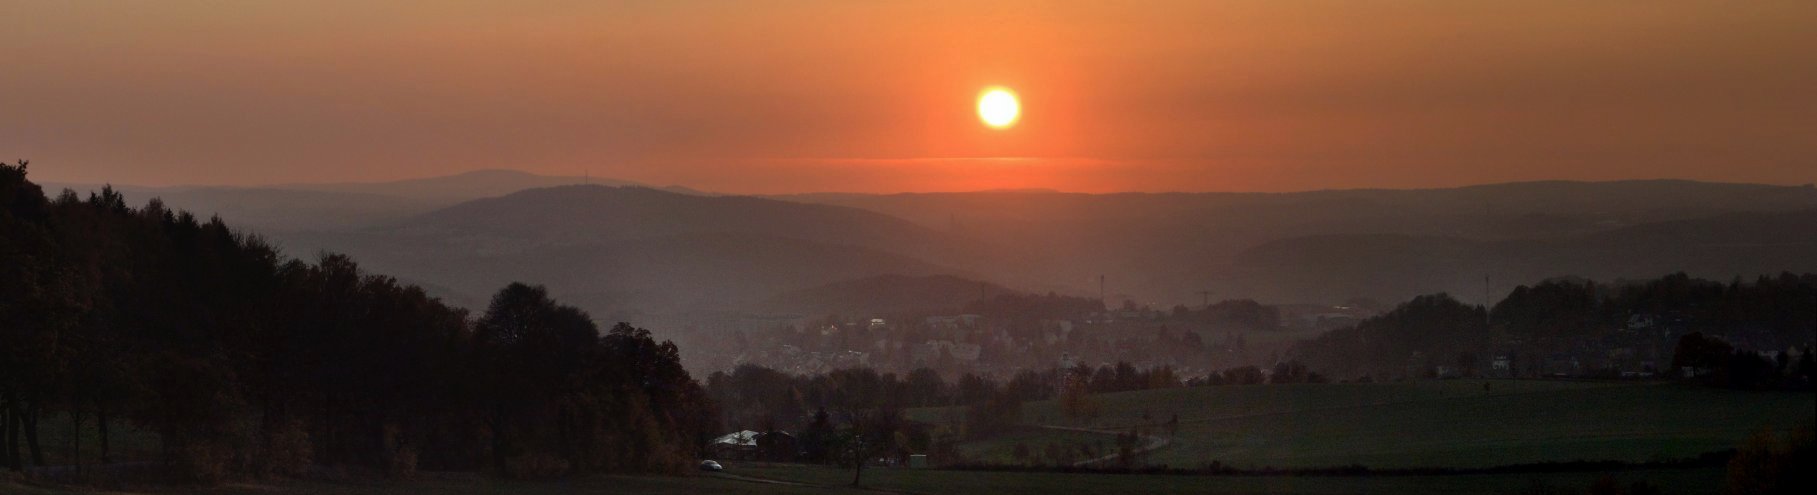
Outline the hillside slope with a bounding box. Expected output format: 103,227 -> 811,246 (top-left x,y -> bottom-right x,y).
1223,208 -> 1817,303
782,181 -> 1817,305
761,274 -> 1015,316
294,186 -> 997,316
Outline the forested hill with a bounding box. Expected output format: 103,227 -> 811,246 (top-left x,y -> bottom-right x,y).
0,161 -> 714,480
1288,272 -> 1817,384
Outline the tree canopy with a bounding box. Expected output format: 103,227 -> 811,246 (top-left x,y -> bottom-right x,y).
0,162 -> 712,480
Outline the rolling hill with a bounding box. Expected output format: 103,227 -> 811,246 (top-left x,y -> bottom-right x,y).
39,184 -> 439,232
761,274 -> 1015,316
1221,208 -> 1817,303
395,185 -> 976,260
277,168 -> 678,201
780,180 -> 1817,305
288,186 -> 996,316
42,169 -> 698,233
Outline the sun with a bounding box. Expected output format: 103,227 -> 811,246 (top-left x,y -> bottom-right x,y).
977,87 -> 1021,129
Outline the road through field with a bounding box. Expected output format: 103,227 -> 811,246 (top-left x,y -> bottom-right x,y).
1031,425 -> 1172,467
710,471 -> 819,487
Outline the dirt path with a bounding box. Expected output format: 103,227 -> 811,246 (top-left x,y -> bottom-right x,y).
712,468 -> 920,494
707,471 -> 818,486
1034,425 -> 1173,467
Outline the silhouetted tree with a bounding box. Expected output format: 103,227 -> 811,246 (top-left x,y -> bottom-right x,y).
0,163 -> 715,480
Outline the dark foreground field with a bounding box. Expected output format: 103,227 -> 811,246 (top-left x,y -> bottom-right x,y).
2,463 -> 1730,495
8,380 -> 1803,494
912,380 -> 1815,468
9,472 -> 839,495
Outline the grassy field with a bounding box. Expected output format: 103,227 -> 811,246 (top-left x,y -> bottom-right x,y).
735,463 -> 1729,495
8,380 -> 1803,494
943,426 -> 1109,463
741,464 -> 1729,495
911,380 -> 1815,468
2,464 -> 1730,495
1,471 -> 860,495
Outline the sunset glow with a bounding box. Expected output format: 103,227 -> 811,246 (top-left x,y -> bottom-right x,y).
978,87 -> 1021,129
5,1 -> 1816,194
3,4 -> 1815,489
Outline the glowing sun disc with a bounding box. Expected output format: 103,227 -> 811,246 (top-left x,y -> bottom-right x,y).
977,87 -> 1020,129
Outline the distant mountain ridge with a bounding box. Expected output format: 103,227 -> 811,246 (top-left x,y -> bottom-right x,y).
58,173 -> 1817,323
36,183 -> 436,231
1222,207 -> 1817,304
777,179 -> 1817,305
278,169 -> 708,201
397,185 -> 950,248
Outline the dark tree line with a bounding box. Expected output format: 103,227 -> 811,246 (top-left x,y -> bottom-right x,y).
1170,299 -> 1283,331
0,162 -> 712,481
1184,360 -> 1326,386
1289,294 -> 1490,379
1671,332 -> 1813,391
1492,273 -> 1816,351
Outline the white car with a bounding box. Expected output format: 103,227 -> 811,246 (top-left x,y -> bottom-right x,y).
699,460 -> 724,472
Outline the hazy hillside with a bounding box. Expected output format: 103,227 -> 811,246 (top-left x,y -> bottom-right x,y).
783,180 -> 1817,231
332,232 -> 959,315
1222,208 -> 1817,304
43,170 -> 697,233
761,274 -> 1014,316
279,169 -> 647,201
405,186 -> 941,245
41,183 -> 438,231
780,180 -> 1817,305
71,175 -> 1817,319
291,186 -> 994,316
389,185 -> 1008,275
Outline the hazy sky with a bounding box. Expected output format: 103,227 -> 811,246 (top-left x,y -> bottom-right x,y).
5,1 -> 1814,193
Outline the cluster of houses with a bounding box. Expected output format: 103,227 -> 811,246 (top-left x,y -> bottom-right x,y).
715,304 -> 1333,383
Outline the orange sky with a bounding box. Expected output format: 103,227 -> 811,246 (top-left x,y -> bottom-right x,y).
4,1 -> 1815,193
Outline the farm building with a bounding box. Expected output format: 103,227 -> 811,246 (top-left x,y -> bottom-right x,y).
708,430 -> 762,460
708,429 -> 801,461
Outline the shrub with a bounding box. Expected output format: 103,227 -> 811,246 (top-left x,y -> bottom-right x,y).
173,441 -> 231,484
385,446 -> 419,479
260,420 -> 313,477
1725,427 -> 1815,495
505,452 -> 570,479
